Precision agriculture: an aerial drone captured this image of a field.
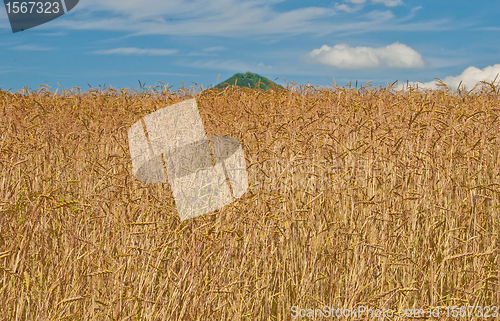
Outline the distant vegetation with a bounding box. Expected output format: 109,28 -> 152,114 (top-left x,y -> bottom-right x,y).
213,71 -> 284,91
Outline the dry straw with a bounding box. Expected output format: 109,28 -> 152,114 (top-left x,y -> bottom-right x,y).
0,79 -> 499,320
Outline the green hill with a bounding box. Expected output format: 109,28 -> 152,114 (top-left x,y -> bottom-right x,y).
213,72 -> 284,91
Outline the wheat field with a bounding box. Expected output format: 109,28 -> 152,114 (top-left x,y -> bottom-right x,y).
0,80 -> 499,320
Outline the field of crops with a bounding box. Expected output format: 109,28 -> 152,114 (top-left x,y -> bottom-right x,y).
1,81 -> 499,320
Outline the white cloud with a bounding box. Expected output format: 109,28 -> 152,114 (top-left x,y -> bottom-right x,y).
365,10 -> 394,21
179,59 -> 253,71
0,67 -> 13,74
79,70 -> 193,78
307,42 -> 425,69
399,64 -> 500,91
338,0 -> 402,10
35,0 -> 453,38
35,31 -> 67,36
334,3 -> 362,13
203,46 -> 226,52
13,44 -> 53,51
371,0 -> 403,7
92,47 -> 178,55
53,0 -> 335,36
258,62 -> 272,69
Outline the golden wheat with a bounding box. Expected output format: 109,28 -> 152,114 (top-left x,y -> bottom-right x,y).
0,81 -> 499,320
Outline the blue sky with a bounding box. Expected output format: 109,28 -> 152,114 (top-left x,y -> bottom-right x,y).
1,0 -> 500,93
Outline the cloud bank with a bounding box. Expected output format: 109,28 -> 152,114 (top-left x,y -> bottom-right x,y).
307,42 -> 425,69
338,0 -> 403,11
32,0 -> 451,38
371,0 -> 403,7
13,44 -> 53,51
92,47 -> 178,56
399,64 -> 500,91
